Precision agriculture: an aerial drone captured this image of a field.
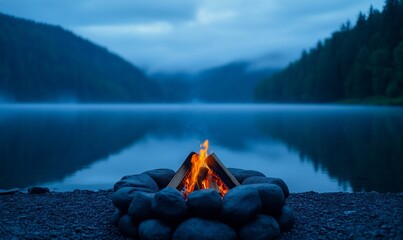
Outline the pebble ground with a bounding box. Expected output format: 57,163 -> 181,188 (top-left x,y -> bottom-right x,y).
0,190 -> 402,239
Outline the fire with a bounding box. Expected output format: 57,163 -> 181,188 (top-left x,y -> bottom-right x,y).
183,140 -> 229,197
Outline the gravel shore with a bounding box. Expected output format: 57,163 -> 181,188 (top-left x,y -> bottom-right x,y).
0,190 -> 402,239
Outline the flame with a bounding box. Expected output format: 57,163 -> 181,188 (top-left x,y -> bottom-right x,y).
183,140 -> 229,197
184,140 -> 209,195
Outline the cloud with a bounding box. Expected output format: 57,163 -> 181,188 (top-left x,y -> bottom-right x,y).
192,8 -> 237,25
0,0 -> 385,72
78,22 -> 173,36
0,0 -> 197,25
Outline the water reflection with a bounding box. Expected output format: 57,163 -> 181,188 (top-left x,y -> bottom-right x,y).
256,105 -> 403,192
0,104 -> 402,192
0,107 -> 157,188
41,137 -> 347,192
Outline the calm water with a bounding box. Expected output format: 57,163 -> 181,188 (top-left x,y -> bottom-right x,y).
0,104 -> 402,193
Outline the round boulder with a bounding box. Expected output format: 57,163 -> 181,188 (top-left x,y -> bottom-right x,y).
276,205 -> 295,232
111,209 -> 125,227
114,174 -> 159,192
121,174 -> 137,180
143,169 -> 176,189
227,168 -> 265,184
222,185 -> 262,226
128,192 -> 155,221
239,214 -> 280,240
152,187 -> 187,222
112,187 -> 154,213
118,214 -> 138,238
243,176 -> 289,198
139,219 -> 173,240
173,218 -> 236,240
187,189 -> 222,219
249,183 -> 285,216
28,186 -> 50,194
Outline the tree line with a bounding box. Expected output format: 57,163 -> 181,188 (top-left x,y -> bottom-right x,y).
255,0 -> 403,105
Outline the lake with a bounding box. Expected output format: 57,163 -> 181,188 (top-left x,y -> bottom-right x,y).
0,104 -> 402,193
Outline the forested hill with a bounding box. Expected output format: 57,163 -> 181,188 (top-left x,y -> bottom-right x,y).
255,0 -> 403,105
0,13 -> 162,102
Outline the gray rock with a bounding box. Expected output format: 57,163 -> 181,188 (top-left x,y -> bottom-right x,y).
249,183 -> 285,216
239,214 -> 280,240
114,174 -> 159,192
118,214 -> 138,238
139,219 -> 173,240
243,176 -> 290,198
28,186 -> 50,194
143,169 -> 175,189
343,210 -> 356,216
222,185 -> 262,226
111,209 -> 124,227
227,168 -> 265,184
152,187 -> 187,222
112,186 -> 154,213
128,192 -> 155,221
0,188 -> 20,195
187,189 -> 222,219
173,218 -> 236,240
276,205 -> 295,232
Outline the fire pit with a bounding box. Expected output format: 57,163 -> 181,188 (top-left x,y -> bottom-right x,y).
111,140 -> 295,240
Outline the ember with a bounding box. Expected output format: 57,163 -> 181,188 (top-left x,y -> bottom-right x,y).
168,140 -> 239,197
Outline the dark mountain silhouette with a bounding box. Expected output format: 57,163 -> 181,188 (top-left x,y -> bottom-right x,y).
194,62 -> 278,103
151,61 -> 278,103
150,72 -> 194,102
0,12 -> 162,102
255,0 -> 403,105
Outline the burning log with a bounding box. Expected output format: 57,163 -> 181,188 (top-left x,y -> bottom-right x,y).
206,153 -> 240,189
167,152 -> 195,192
168,149 -> 240,197
194,166 -> 209,191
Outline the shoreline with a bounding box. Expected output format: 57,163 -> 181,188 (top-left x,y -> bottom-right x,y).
0,102 -> 402,109
1,190 -> 402,239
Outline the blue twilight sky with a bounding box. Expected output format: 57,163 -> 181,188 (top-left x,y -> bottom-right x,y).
0,0 -> 384,73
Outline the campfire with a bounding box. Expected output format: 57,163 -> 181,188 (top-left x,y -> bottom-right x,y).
111,140 -> 294,240
168,140 -> 239,198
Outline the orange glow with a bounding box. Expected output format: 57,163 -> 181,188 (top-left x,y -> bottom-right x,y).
183,140 -> 229,197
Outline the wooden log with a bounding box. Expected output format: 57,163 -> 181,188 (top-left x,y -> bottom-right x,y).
205,153 -> 240,188
167,152 -> 196,189
207,175 -> 219,191
194,166 -> 209,191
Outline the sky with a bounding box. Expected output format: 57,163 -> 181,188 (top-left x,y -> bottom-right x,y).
0,0 -> 384,73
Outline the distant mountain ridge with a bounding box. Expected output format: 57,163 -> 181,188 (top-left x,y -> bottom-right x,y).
194,62 -> 278,102
0,12 -> 162,102
151,61 -> 278,103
